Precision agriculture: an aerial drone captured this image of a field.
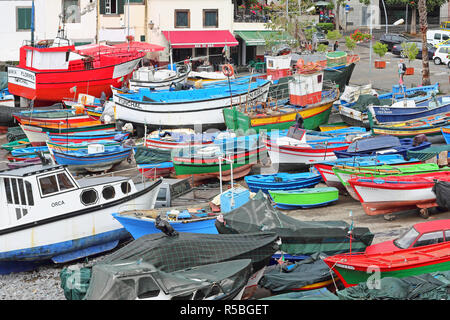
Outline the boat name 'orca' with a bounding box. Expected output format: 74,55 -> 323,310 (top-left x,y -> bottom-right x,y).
51,200 -> 65,207
180,304 -> 214,317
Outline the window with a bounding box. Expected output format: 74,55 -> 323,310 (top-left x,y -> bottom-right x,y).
101,0 -> 124,15
11,179 -> 20,204
137,277 -> 160,299
81,189 -> 98,205
394,227 -> 419,249
445,230 -> 450,241
62,0 -> 80,23
435,33 -> 441,40
156,188 -> 167,201
203,9 -> 218,28
121,182 -> 132,194
17,7 -> 32,31
413,231 -> 445,247
39,175 -> 59,196
175,10 -> 190,28
57,173 -> 75,191
17,179 -> 26,205
140,35 -> 145,42
102,186 -> 116,200
25,181 -> 34,206
444,34 -> 449,41
4,178 -> 12,204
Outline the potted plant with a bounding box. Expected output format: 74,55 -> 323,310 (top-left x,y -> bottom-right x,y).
401,42 -> 418,75
345,36 -> 356,54
373,41 -> 388,69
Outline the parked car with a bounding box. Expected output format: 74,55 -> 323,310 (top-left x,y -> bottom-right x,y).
379,33 -> 410,51
365,219 -> 450,254
392,41 -> 436,60
432,44 -> 450,64
427,29 -> 450,46
312,31 -> 329,45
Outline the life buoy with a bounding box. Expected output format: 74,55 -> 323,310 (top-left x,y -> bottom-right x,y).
222,64 -> 234,77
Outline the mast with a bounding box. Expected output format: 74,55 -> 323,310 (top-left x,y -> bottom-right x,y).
31,0 -> 35,46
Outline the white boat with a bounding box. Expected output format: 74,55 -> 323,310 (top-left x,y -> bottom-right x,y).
129,63 -> 191,90
0,164 -> 162,274
112,75 -> 271,131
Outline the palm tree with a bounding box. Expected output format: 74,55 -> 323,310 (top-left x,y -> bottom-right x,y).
418,0 -> 430,86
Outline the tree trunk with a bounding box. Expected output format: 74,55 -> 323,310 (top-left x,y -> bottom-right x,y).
418,0 -> 430,86
335,1 -> 340,31
410,7 -> 417,35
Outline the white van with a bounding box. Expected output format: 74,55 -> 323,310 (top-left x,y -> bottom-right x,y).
427,30 -> 450,46
432,44 -> 450,64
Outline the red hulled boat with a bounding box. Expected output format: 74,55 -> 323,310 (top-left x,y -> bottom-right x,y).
8,33 -> 164,106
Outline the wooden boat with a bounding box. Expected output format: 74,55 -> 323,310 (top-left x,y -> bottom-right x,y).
20,121 -> 116,146
1,139 -> 31,152
443,125 -> 450,144
319,122 -> 350,132
7,35 -> 162,106
333,163 -> 445,200
333,135 -> 431,159
338,83 -> 440,128
347,171 -> 450,217
172,137 -> 267,182
11,146 -> 49,158
368,95 -> 450,124
323,241 -> 450,288
112,75 -> 271,132
111,205 -> 219,240
269,187 -> 339,209
244,172 -> 322,194
144,129 -> 222,150
48,130 -> 130,144
370,112 -> 450,138
6,157 -> 42,169
12,108 -> 93,125
50,144 -> 132,173
133,145 -> 174,178
137,162 -> 174,179
0,164 -> 162,274
264,128 -> 350,168
312,154 -> 422,191
0,88 -> 14,108
223,86 -> 339,133
130,62 -> 191,90
46,140 -> 120,152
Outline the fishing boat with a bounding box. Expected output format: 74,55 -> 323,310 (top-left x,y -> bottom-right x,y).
0,163 -> 162,274
443,126 -> 450,144
333,163 -> 445,200
319,122 -> 350,132
7,24 -> 163,106
48,130 -> 130,144
269,187 -> 339,209
323,241 -> 450,288
244,172 -> 322,194
312,154 -> 422,191
1,139 -> 31,152
6,157 -> 42,169
144,129 -> 224,150
215,191 -> 374,256
368,95 -> 450,124
111,205 -> 219,240
172,135 -> 267,182
133,146 -> 174,178
112,75 -> 271,132
49,144 -> 132,173
223,81 -> 339,133
46,140 -> 120,153
12,107 -> 93,125
20,121 -> 117,146
130,62 -> 191,90
333,135 -> 431,159
370,113 -> 450,139
11,146 -> 49,159
347,171 -> 450,217
338,83 -> 440,128
62,232 -> 279,300
263,127 -> 350,168
0,88 -> 14,108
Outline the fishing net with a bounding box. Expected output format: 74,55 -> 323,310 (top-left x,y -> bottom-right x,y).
215,191 -> 374,256
6,126 -> 27,142
407,145 -> 450,161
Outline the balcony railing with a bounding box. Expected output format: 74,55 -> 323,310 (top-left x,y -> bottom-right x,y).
234,10 -> 270,23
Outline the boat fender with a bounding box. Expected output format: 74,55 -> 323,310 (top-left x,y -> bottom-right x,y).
222,64 -> 234,77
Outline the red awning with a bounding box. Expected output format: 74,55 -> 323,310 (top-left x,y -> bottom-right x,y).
162,30 -> 238,49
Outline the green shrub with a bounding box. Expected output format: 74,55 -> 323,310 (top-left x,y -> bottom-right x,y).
327,30 -> 342,41
345,36 -> 356,52
401,42 -> 419,63
317,43 -> 328,53
373,41 -> 388,59
317,23 -> 334,32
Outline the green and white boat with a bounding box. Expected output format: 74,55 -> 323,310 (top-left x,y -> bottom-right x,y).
333,163 -> 447,200
269,187 -> 339,209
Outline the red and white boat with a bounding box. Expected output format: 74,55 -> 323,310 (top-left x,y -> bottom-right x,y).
8,33 -> 164,106
347,171 -> 450,216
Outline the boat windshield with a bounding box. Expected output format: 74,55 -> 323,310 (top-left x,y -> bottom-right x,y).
393,227 -> 420,249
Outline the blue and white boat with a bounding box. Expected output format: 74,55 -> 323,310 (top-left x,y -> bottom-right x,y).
368,95 -> 450,124
112,75 -> 271,131
11,146 -> 49,158
48,130 -> 130,144
245,172 -> 322,194
333,135 -> 431,159
111,207 -> 218,240
49,144 -> 132,172
0,163 -> 162,274
337,83 -> 440,127
0,88 -> 14,107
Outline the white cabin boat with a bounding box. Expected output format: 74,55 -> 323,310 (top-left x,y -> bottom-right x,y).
0,164 -> 162,274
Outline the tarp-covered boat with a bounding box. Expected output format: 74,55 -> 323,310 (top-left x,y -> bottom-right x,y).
215,191 -> 374,256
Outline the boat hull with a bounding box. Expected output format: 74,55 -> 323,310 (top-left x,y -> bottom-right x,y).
269,187 -> 339,209
111,213 -> 218,240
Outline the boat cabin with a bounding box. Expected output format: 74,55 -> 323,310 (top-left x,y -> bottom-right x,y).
288,71 -> 323,106
265,54 -> 292,81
